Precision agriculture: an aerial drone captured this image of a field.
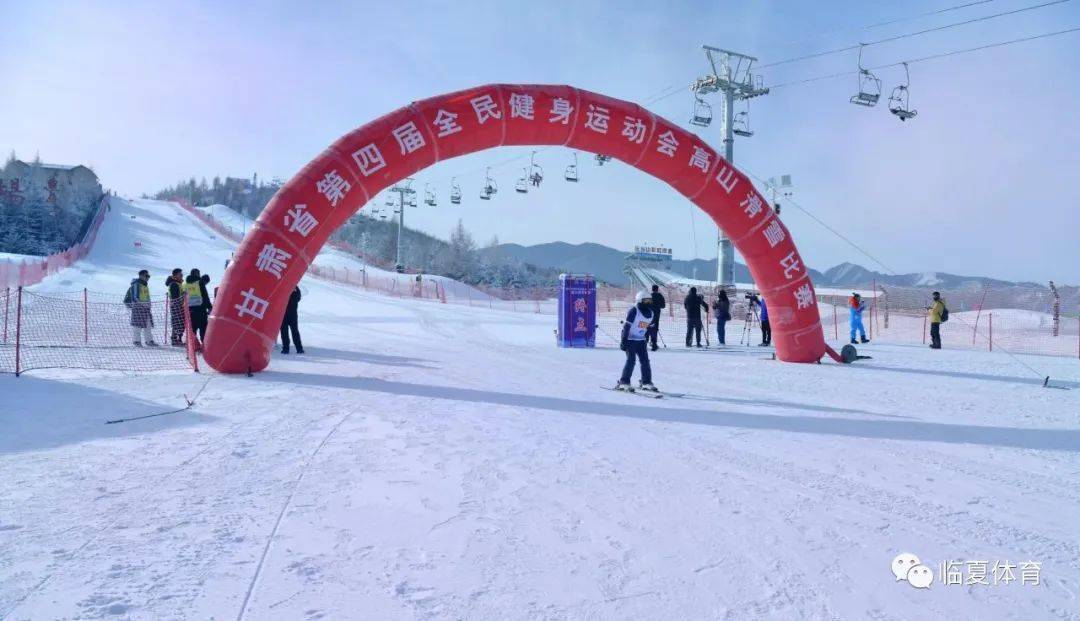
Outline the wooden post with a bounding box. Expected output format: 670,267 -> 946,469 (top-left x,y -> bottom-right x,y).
922,314 -> 927,344
870,280 -> 876,340
833,304 -> 838,340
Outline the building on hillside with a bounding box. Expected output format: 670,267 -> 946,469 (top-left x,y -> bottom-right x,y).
1,160 -> 103,211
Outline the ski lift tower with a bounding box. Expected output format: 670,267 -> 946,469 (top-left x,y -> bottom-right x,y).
692,46 -> 769,288
388,178 -> 416,272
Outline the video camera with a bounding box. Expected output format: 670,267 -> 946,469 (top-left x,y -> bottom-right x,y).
744,292 -> 759,302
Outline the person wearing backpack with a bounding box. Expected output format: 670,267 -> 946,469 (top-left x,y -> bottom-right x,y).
125,269 -> 158,347
928,291 -> 947,349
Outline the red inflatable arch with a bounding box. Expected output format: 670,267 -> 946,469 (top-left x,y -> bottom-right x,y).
203,84 -> 827,373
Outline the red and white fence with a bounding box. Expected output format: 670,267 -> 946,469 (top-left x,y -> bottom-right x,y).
0,287 -> 199,376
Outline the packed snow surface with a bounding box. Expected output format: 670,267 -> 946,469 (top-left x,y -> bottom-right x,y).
2,199 -> 1079,620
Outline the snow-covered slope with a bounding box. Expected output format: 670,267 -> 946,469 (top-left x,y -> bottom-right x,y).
3,198 -> 1080,620
31,198 -> 235,296
194,203 -> 495,302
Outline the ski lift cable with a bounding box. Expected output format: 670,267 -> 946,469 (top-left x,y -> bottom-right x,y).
758,0 -> 1072,70
771,0 -> 1000,50
740,167 -> 1051,381
769,24 -> 1080,89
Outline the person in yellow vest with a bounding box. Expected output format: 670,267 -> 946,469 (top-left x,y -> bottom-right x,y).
927,291 -> 946,349
185,268 -> 212,343
125,269 -> 158,347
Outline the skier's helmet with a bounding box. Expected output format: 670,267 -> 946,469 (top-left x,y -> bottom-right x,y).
635,290 -> 650,304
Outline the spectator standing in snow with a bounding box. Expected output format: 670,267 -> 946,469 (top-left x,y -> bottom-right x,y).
126,269 -> 158,347
928,291 -> 946,349
280,285 -> 304,354
648,285 -> 666,351
849,292 -> 869,344
758,296 -> 772,346
165,268 -> 185,346
714,289 -> 731,346
617,290 -> 656,391
684,287 -> 709,348
184,269 -> 213,344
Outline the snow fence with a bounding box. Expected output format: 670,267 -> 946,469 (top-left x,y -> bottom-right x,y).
0,288 -> 199,376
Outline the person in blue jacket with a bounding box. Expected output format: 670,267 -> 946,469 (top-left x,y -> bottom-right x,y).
849,292 -> 870,344
757,296 -> 771,346
617,291 -> 657,392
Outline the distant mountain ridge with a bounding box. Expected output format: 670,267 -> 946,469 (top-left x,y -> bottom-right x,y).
491,242 -> 1064,291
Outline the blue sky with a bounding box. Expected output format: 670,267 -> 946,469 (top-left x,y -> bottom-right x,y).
2,0 -> 1078,283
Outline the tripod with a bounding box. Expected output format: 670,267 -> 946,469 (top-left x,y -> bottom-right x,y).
739,302 -> 761,347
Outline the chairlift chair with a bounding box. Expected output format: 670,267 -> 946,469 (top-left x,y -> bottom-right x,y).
732,110 -> 753,137
529,152 -> 544,187
424,184 -> 436,206
450,177 -> 462,204
888,62 -> 918,121
564,152 -> 579,182
515,167 -> 529,194
849,44 -> 881,107
689,96 -> 712,127
595,154 -> 611,166
480,167 -> 497,200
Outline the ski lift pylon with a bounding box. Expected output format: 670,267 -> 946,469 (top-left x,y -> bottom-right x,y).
888,62 -> 918,121
564,152 -> 579,182
450,177 -> 462,204
849,44 -> 881,107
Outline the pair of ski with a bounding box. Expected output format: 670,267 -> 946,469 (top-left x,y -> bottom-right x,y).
600,385 -> 685,400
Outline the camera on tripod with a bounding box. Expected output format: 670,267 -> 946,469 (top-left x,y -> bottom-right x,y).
744,292 -> 759,302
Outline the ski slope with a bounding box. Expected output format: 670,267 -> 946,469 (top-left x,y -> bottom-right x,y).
193,203 -> 496,303
3,199 -> 1080,620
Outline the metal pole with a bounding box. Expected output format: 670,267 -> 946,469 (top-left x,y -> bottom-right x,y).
14,286 -> 22,376
3,286 -> 8,344
989,313 -> 993,352
717,85 -> 735,287
395,191 -> 404,270
83,287 -> 88,343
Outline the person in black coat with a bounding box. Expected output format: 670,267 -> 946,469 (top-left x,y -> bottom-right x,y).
683,286 -> 709,347
184,269 -> 214,343
647,284 -> 666,352
714,289 -> 732,346
280,286 -> 304,354
165,268 -> 185,346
